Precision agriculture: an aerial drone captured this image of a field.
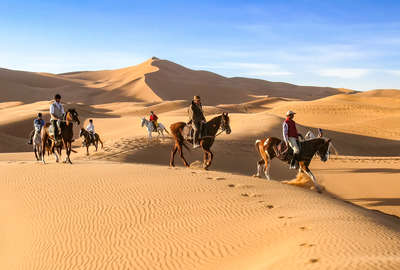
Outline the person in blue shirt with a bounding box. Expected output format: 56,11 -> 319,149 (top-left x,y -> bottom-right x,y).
27,113 -> 45,144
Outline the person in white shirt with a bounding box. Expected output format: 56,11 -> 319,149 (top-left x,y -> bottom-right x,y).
49,94 -> 65,140
86,119 -> 95,141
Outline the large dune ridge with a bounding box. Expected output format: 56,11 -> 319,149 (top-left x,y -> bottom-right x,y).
1,58 -> 400,269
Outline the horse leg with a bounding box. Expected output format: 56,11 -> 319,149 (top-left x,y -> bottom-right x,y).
255,159 -> 264,177
99,138 -> 104,149
255,140 -> 271,180
178,144 -> 190,167
68,142 -> 72,164
203,151 -> 208,167
264,157 -> 271,180
203,148 -> 213,170
299,162 -> 322,193
170,144 -> 178,167
86,144 -> 89,156
95,141 -> 98,152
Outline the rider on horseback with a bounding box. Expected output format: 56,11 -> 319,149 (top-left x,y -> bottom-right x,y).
188,95 -> 206,149
283,110 -> 303,169
149,111 -> 158,131
86,119 -> 96,142
50,94 -> 65,142
27,113 -> 45,144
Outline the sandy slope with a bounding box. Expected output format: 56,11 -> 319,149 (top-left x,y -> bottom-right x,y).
1,58 -> 400,269
1,160 -> 400,270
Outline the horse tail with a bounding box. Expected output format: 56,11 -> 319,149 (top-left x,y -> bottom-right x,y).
255,139 -> 262,154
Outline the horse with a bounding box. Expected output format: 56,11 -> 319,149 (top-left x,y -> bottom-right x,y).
141,118 -> 169,139
79,128 -> 104,156
169,112 -> 231,170
254,132 -> 332,193
41,108 -> 80,164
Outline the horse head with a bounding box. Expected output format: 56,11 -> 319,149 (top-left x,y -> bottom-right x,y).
316,138 -> 331,162
79,128 -> 85,137
221,112 -> 231,134
67,108 -> 80,125
141,117 -> 146,127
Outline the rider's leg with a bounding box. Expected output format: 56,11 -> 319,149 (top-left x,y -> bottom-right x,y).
27,130 -> 34,144
193,122 -> 201,148
288,137 -> 300,169
51,120 -> 58,140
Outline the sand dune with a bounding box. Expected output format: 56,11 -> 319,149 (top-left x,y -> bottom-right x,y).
1,58 -> 400,269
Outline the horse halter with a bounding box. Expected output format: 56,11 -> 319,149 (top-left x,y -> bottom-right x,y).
220,113 -> 231,135
317,138 -> 331,162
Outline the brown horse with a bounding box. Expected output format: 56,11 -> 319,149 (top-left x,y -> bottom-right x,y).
170,113 -> 231,169
79,128 -> 104,156
41,109 -> 80,164
254,135 -> 332,193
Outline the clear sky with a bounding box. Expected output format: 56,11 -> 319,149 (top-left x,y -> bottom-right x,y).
1,0 -> 399,90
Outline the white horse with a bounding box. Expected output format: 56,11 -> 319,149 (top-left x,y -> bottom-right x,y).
141,118 -> 169,139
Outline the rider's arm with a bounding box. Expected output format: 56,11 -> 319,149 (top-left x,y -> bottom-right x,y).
50,104 -> 58,120
282,122 -> 289,143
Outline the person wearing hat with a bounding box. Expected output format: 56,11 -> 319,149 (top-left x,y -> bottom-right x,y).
27,112 -> 45,144
149,111 -> 158,131
50,93 -> 65,141
283,110 -> 302,169
188,95 -> 206,148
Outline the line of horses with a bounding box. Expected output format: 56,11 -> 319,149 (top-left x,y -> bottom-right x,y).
33,109 -> 333,193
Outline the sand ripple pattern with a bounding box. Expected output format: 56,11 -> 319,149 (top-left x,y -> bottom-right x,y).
1,162 -> 400,269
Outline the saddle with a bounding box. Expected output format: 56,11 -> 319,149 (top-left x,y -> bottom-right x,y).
274,140 -> 302,162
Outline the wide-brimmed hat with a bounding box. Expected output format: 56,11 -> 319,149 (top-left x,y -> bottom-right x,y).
193,95 -> 201,101
286,110 -> 296,116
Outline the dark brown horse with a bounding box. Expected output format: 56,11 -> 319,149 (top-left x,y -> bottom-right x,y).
170,113 -> 231,169
79,128 -> 104,156
254,135 -> 332,193
41,109 -> 80,164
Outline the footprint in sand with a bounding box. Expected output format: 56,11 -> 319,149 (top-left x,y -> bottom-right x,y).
214,177 -> 225,180
266,205 -> 274,209
309,258 -> 319,263
241,193 -> 261,198
300,243 -> 315,247
299,226 -> 308,231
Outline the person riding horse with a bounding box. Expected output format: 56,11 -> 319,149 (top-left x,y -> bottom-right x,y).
283,110 -> 303,169
27,113 -> 45,144
188,95 -> 206,148
86,119 -> 96,142
50,94 -> 65,142
149,111 -> 158,131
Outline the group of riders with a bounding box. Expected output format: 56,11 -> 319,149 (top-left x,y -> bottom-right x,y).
27,94 -> 302,169
28,94 -> 97,146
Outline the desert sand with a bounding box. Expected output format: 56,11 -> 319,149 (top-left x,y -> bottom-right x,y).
1,58 -> 400,269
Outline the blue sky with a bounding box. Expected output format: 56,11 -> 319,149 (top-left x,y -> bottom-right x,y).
1,0 -> 400,90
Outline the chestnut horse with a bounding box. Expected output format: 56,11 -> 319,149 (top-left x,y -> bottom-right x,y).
41,109 -> 80,164
254,135 -> 332,193
170,113 -> 231,169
